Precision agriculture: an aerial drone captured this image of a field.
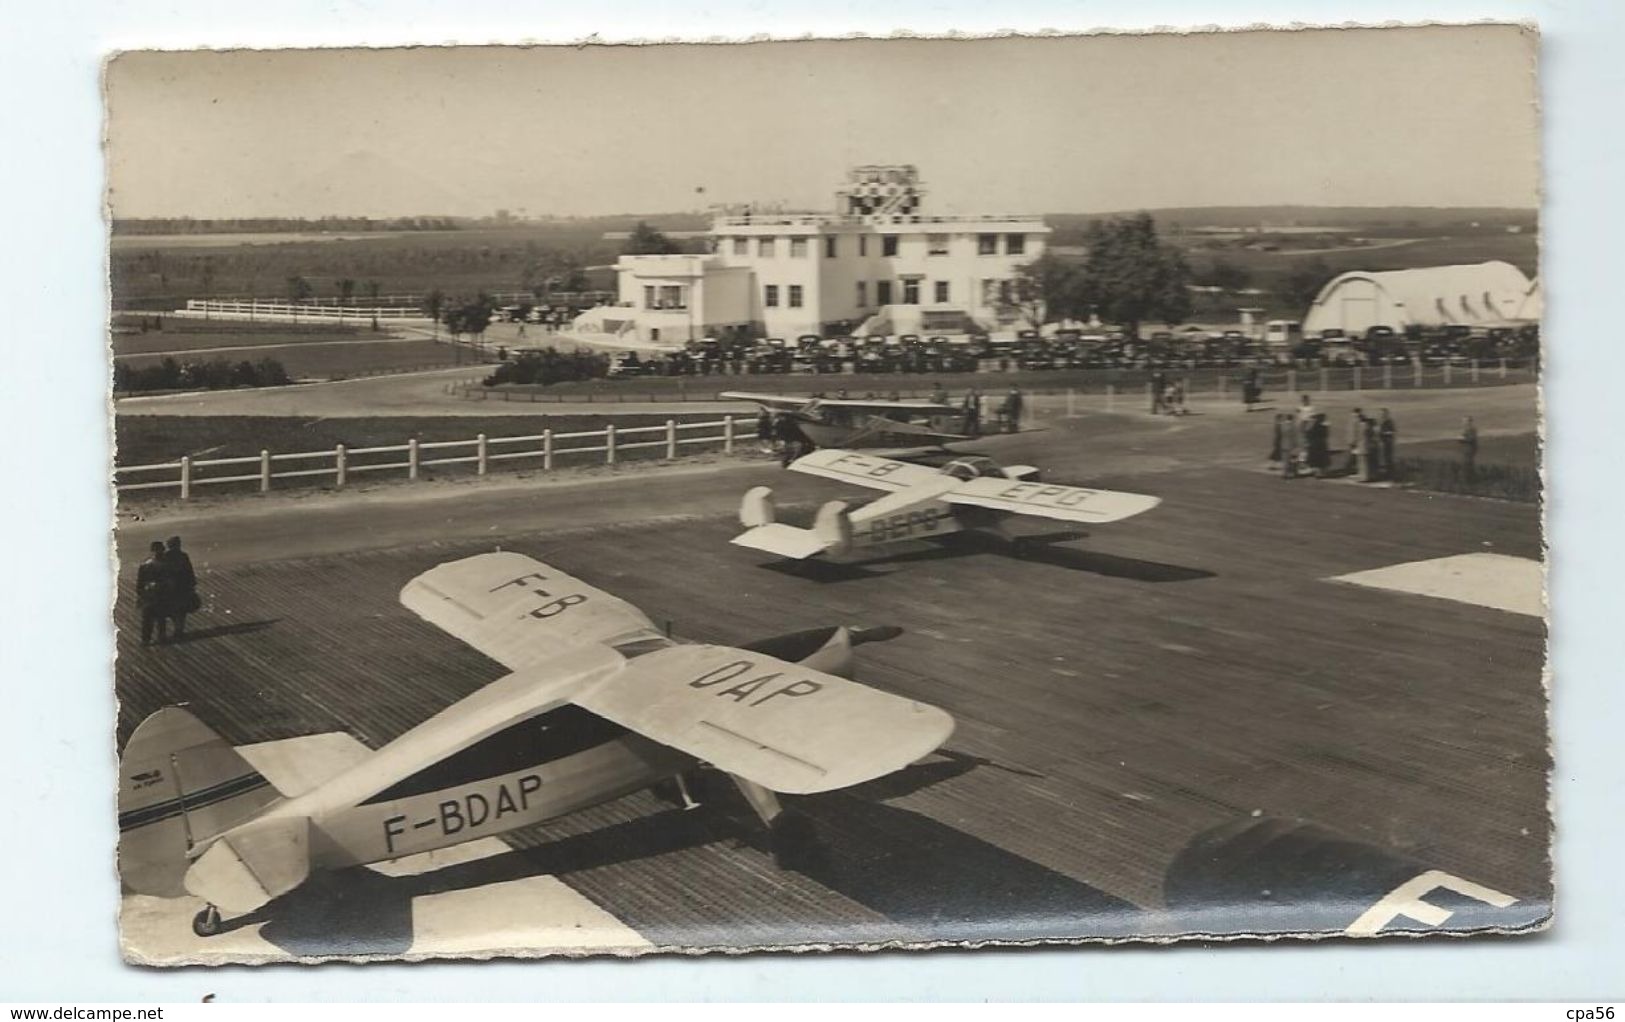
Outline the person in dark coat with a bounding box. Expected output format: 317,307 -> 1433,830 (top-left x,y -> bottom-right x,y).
773,413 -> 807,468
1268,412 -> 1285,464
164,536 -> 198,639
1459,416 -> 1479,480
755,408 -> 774,453
1378,408 -> 1397,479
962,388 -> 981,436
1306,414 -> 1331,478
136,541 -> 172,646
1003,386 -> 1025,433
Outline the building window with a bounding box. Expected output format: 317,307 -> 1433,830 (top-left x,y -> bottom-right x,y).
999,279 -> 1013,305
789,285 -> 803,308
1006,233 -> 1026,255
934,280 -> 950,303
882,235 -> 899,257
790,237 -> 808,258
764,284 -> 779,308
643,285 -> 656,309
856,281 -> 868,307
978,233 -> 998,256
859,235 -> 869,257
825,236 -> 837,258
659,285 -> 685,310
981,279 -> 999,305
759,237 -> 776,258
877,280 -> 893,305
928,234 -> 950,256
733,237 -> 748,256
902,279 -> 920,305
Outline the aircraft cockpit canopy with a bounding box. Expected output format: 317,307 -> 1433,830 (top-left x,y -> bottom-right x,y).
941,457 -> 1004,481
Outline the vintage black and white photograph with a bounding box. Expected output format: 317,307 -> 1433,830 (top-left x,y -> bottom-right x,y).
107,25 -> 1547,964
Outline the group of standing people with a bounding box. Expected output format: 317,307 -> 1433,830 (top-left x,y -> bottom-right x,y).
1270,396 -> 1398,482
136,536 -> 199,646
1149,372 -> 1189,416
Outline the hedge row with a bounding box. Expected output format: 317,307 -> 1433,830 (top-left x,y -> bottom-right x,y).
113,357 -> 292,393
1392,456 -> 1540,503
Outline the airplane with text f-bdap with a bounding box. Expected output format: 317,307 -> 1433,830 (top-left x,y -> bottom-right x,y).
732,449 -> 1162,562
722,391 -> 974,450
118,551 -> 953,937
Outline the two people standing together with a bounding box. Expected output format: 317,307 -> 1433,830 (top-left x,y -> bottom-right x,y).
136,536 -> 198,647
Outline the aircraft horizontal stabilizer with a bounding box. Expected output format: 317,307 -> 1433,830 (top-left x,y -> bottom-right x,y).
731,524 -> 829,560
184,816 -> 311,914
944,478 -> 1162,525
574,643 -> 954,794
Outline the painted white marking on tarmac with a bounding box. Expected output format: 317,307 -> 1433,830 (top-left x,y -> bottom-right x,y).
1345,869 -> 1517,936
122,733 -> 649,962
1330,552 -> 1544,617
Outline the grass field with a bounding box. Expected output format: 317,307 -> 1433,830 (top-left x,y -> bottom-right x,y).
1400,431 -> 1539,469
115,338 -> 466,380
112,325 -> 384,357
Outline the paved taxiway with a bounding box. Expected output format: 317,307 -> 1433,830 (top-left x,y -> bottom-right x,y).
115,384 -> 1547,960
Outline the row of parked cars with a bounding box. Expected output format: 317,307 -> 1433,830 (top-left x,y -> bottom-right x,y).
602,322 -> 1541,378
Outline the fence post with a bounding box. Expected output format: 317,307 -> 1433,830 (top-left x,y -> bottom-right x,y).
1145,380 -> 1154,412
1318,366 -> 1328,394
179,456 -> 192,500
1106,383 -> 1115,412
1287,368 -> 1298,395
1471,358 -> 1480,384
1414,360 -> 1423,387
1444,362 -> 1453,386
259,450 -> 271,493
1500,358 -> 1508,379
335,445 -> 347,488
724,415 -> 735,454
665,419 -> 677,460
1384,363 -> 1393,390
476,434 -> 488,475
1218,373 -> 1226,399
606,424 -> 617,466
408,437 -> 420,481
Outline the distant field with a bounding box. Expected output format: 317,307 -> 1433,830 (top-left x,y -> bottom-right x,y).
110,211 -> 1537,320
115,338 -> 463,380
112,325 -> 384,357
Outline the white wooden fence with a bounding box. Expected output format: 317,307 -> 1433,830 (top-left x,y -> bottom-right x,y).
116,416 -> 741,499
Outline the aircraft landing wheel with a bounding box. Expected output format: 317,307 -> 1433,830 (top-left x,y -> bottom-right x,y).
192,904 -> 222,938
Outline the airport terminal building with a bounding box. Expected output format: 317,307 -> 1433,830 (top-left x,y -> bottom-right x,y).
574,166 -> 1051,346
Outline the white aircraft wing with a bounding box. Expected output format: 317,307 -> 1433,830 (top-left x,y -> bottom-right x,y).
815,397 -> 951,414
719,391 -> 814,410
943,478 -> 1162,524
400,551 -> 668,670
574,643 -> 953,794
787,449 -> 944,492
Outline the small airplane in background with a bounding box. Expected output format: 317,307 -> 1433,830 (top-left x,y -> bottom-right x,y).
119,551 -> 953,937
732,449 -> 1162,562
721,391 -> 974,451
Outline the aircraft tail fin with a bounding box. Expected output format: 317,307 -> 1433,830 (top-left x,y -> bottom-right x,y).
118,706 -> 284,898
813,500 -> 854,557
739,485 -> 776,528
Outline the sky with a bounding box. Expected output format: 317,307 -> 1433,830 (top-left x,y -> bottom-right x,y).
105,24 -> 1540,219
